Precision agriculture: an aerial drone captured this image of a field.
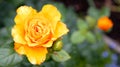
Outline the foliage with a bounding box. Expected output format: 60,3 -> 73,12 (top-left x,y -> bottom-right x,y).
0,0 -> 118,67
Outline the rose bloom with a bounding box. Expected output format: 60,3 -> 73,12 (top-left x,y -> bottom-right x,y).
97,16 -> 113,32
11,4 -> 69,65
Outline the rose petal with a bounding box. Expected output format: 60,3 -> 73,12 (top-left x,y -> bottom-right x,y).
14,43 -> 48,65
53,22 -> 69,39
42,40 -> 53,47
12,25 -> 26,44
15,6 -> 37,25
41,4 -> 61,31
14,15 -> 24,25
24,46 -> 48,65
14,43 -> 25,55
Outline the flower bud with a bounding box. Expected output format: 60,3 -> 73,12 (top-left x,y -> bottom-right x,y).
52,40 -> 63,51
97,16 -> 113,32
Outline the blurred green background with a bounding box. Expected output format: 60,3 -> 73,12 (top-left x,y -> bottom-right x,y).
0,0 -> 120,67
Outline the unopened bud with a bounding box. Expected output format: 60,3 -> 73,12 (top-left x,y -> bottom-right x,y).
52,40 -> 63,51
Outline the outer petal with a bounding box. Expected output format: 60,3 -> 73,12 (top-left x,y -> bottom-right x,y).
24,46 -> 48,65
53,22 -> 69,39
14,43 -> 48,65
42,40 -> 53,47
14,43 -> 25,55
15,6 -> 37,25
41,4 -> 61,31
12,25 -> 26,44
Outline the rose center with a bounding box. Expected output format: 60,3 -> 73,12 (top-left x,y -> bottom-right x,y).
34,26 -> 39,32
25,18 -> 52,45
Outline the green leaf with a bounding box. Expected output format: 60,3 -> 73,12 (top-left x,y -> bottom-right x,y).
88,7 -> 99,19
0,28 -> 13,48
77,19 -> 88,30
100,6 -> 110,17
13,0 -> 24,5
86,16 -> 96,28
71,31 -> 86,44
86,32 -> 96,44
4,17 -> 14,27
0,28 -> 9,38
81,50 -> 91,57
51,50 -> 70,62
0,48 -> 23,66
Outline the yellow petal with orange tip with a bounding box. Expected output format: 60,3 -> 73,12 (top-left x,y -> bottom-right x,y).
41,4 -> 61,31
53,22 -> 69,39
15,6 -> 37,25
24,46 -> 48,65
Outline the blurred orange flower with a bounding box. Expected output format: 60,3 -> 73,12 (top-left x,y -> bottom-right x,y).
97,16 -> 113,32
11,4 -> 69,65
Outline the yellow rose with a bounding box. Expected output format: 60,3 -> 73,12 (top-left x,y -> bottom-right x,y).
12,4 -> 69,65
